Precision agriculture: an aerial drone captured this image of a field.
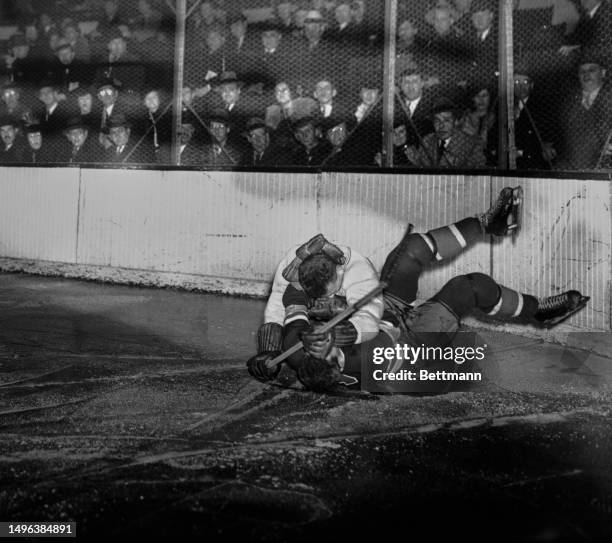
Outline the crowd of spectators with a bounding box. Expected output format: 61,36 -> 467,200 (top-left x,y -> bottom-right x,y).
0,0 -> 610,170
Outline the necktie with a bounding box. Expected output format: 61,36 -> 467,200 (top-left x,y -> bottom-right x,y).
438,139 -> 446,164
582,93 -> 593,109
149,112 -> 159,148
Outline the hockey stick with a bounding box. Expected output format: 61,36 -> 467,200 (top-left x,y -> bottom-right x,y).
266,281 -> 388,369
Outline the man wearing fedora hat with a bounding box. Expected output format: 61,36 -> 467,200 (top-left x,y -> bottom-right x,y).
23,122 -> 55,164
36,79 -> 71,151
403,97 -> 486,168
558,53 -> 612,170
47,40 -> 93,94
62,116 -> 99,163
465,0 -> 499,83
208,71 -> 255,140
103,112 -> 154,164
0,115 -> 26,163
95,77 -> 135,149
94,28 -> 145,94
201,110 -> 243,167
241,116 -> 287,167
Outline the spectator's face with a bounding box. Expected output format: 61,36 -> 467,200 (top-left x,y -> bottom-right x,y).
351,1 -> 366,21
144,91 -> 161,112
38,86 -> 57,106
109,126 -> 130,146
433,111 -> 456,140
472,9 -> 493,32
230,20 -> 247,39
206,30 -> 225,51
473,88 -> 491,110
98,86 -> 118,106
210,121 -> 229,142
393,124 -> 407,146
0,125 -> 16,146
12,45 -> 29,59
326,123 -> 347,147
304,21 -> 325,42
27,131 -> 42,150
335,4 -> 352,25
277,3 -> 293,22
400,74 -> 424,100
433,8 -> 454,35
295,123 -> 317,147
2,89 -> 19,108
247,127 -> 269,153
275,83 -> 292,104
104,1 -> 118,17
49,33 -> 61,51
579,63 -> 606,92
178,124 -> 194,144
314,81 -> 335,104
360,87 -> 379,105
513,74 -> 532,101
182,86 -> 193,105
262,30 -> 281,50
398,19 -> 417,43
77,93 -> 93,114
108,37 -> 126,57
64,26 -> 79,43
200,2 -> 215,21
220,83 -> 240,106
57,46 -> 74,64
67,128 -> 87,147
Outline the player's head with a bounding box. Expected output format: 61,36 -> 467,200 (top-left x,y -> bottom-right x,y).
298,253 -> 339,298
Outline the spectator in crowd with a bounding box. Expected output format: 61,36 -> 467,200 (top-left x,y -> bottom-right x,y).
71,85 -> 98,131
558,54 -> 612,170
296,10 -> 336,81
96,29 -> 146,94
452,0 -> 475,35
241,117 -> 286,167
319,117 -> 361,166
350,82 -> 382,166
512,67 -> 557,170
0,115 -> 26,163
61,19 -> 91,62
37,79 -> 71,148
395,65 -> 437,148
3,33 -> 44,88
559,0 -> 612,59
103,112 -> 154,164
466,0 -> 498,82
140,88 -> 171,159
48,41 -> 93,94
162,122 -> 203,166
404,98 -> 486,168
275,1 -> 296,32
247,22 -> 289,92
208,71 -> 252,137
385,120 -> 415,166
0,82 -> 34,127
198,23 -> 229,79
290,116 -> 331,166
95,77 -> 132,149
130,0 -> 164,38
62,116 -> 99,163
23,122 -> 54,163
459,79 -> 498,167
313,78 -> 350,120
94,0 -> 126,43
201,111 -> 243,167
396,18 -> 426,69
329,2 -> 357,47
190,1 -> 220,43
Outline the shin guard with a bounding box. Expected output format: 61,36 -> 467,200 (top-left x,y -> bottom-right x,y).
486,285 -> 526,319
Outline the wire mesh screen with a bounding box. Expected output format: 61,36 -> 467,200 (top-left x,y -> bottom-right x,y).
0,0 -> 610,172
513,0 -> 612,172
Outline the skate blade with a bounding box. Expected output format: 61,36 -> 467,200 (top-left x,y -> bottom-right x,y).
542,295 -> 590,328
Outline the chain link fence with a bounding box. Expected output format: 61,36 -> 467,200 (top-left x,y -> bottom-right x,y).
0,0 -> 610,172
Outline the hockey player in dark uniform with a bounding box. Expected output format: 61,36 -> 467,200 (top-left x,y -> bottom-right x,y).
246,186 -> 590,392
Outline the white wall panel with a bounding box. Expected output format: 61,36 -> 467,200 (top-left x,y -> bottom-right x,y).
77,169 -> 317,283
491,177 -> 610,330
0,167 -> 79,262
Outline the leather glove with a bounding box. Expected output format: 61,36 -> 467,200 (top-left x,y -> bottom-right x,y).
300,324 -> 335,360
246,351 -> 281,382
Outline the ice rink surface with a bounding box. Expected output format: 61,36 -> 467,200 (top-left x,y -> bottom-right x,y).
0,273 -> 611,541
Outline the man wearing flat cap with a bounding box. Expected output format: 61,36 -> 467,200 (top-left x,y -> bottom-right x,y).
558,54 -> 612,170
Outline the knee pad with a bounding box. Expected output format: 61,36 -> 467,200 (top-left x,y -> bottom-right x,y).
464,272 -> 500,309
